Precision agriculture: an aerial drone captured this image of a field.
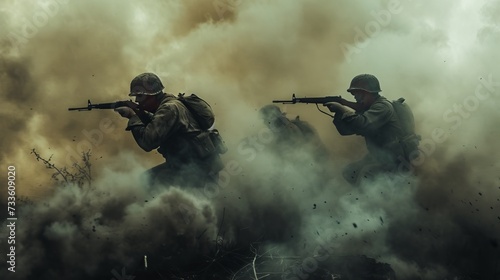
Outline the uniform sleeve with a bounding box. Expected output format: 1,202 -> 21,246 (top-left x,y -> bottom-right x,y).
126,103 -> 180,152
333,101 -> 392,135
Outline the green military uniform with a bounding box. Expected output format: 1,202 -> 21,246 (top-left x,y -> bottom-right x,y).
127,93 -> 223,188
332,74 -> 406,185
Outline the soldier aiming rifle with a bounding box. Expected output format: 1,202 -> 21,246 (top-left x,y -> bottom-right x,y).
274,74 -> 420,185
69,73 -> 226,188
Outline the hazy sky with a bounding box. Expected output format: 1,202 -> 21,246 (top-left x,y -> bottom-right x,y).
1,0 -> 500,279
1,0 -> 499,191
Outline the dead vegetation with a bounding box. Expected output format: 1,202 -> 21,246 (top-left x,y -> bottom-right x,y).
31,148 -> 92,187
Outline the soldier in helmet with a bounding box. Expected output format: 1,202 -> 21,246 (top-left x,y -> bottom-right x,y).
115,73 -> 223,188
323,74 -> 406,185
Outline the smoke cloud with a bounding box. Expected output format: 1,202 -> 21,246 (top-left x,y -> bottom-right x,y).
1,0 -> 500,279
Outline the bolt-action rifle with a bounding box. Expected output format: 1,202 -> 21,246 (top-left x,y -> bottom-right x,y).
273,94 -> 362,117
68,99 -> 152,124
273,94 -> 344,117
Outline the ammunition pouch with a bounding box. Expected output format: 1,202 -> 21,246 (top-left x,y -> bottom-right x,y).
209,129 -> 228,154
190,131 -> 217,159
189,130 -> 225,176
189,129 -> 228,159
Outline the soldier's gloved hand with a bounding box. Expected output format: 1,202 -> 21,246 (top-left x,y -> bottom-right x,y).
114,106 -> 136,119
323,102 -> 344,113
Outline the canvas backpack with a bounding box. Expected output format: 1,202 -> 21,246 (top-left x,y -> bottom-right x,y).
177,93 -> 215,130
391,98 -> 421,160
177,93 -> 227,155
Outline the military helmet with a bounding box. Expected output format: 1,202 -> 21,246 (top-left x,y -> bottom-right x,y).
129,73 -> 165,96
347,74 -> 381,93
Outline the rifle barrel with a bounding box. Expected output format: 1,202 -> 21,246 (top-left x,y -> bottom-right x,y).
68,99 -> 92,111
68,100 -> 135,111
272,99 -> 296,104
68,107 -> 90,111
